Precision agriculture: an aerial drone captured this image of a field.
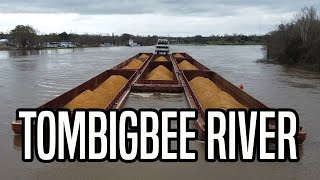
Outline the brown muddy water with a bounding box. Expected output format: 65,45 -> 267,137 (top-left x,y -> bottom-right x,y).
0,45 -> 319,180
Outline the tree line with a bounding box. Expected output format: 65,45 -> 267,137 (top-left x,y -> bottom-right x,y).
0,26 -> 159,47
267,6 -> 320,70
0,25 -> 266,48
172,34 -> 266,45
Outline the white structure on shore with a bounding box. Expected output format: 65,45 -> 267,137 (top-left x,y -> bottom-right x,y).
127,39 -> 140,47
59,42 -> 76,48
0,39 -> 9,46
45,42 -> 76,48
100,43 -> 113,47
45,42 -> 59,48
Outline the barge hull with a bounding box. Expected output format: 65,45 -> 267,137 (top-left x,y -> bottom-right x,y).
11,52 -> 306,145
173,55 -> 306,144
13,69 -> 137,134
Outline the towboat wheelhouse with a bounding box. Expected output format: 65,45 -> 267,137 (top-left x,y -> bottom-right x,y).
155,39 -> 170,54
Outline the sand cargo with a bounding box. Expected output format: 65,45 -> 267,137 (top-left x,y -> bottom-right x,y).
12,53 -> 306,144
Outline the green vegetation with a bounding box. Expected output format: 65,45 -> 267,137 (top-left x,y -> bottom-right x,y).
175,35 -> 266,45
1,28 -> 159,48
1,25 -> 266,49
10,25 -> 38,48
206,40 -> 262,45
267,6 -> 320,71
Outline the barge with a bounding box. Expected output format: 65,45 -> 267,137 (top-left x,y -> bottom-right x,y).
12,53 -> 306,144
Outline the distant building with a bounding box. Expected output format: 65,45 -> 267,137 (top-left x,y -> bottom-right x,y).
100,43 -> 113,47
127,39 -> 140,47
44,41 -> 76,48
45,42 -> 60,48
59,42 -> 76,48
0,39 -> 9,46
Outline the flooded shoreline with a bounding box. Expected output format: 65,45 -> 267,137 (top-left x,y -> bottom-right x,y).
257,58 -> 320,72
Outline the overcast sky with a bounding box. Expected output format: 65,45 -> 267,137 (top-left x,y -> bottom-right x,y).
0,0 -> 319,36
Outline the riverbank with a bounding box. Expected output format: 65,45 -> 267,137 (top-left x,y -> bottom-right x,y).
0,46 -> 18,50
207,41 -> 264,45
266,7 -> 320,72
176,41 -> 265,46
0,45 -> 103,51
257,58 -> 320,72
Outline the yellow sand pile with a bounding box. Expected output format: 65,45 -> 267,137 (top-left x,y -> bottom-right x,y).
93,75 -> 128,101
122,59 -> 144,69
64,90 -> 107,110
154,56 -> 168,62
146,65 -> 174,80
64,75 -> 128,110
139,54 -> 150,59
178,60 -> 198,70
174,53 -> 185,58
189,77 -> 246,110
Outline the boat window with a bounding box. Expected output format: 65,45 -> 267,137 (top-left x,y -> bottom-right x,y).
158,41 -> 168,45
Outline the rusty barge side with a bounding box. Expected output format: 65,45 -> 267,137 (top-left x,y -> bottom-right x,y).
12,53 -> 153,134
171,54 -> 306,144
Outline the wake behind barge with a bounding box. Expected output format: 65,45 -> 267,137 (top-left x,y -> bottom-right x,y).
12,53 -> 306,144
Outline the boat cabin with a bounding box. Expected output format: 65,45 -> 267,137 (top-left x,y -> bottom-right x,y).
155,39 -> 170,54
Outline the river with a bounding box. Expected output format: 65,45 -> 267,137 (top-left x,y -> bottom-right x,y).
0,45 -> 319,179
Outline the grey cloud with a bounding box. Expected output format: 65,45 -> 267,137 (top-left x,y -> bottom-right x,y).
0,0 -> 319,16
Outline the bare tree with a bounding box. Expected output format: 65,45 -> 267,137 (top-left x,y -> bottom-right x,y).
295,6 -> 318,47
267,6 -> 320,67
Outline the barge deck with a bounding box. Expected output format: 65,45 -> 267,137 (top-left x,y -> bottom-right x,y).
12,53 -> 306,144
